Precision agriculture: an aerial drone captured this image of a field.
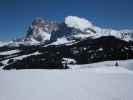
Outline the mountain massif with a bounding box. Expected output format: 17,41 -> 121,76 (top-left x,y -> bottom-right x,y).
0,16 -> 133,70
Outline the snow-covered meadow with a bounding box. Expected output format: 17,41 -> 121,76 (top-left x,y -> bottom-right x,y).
0,60 -> 133,100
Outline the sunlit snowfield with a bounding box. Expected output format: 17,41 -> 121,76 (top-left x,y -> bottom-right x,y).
0,60 -> 133,100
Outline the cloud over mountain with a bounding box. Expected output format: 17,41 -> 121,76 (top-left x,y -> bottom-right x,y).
65,16 -> 93,31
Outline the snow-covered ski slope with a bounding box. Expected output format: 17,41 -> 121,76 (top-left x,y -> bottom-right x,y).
0,60 -> 133,100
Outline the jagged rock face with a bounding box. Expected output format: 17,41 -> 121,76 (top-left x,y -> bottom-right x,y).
26,18 -> 51,43
25,16 -> 97,43
30,17 -> 59,33
50,23 -> 75,41
25,17 -> 59,43
31,17 -> 45,29
50,22 -> 96,42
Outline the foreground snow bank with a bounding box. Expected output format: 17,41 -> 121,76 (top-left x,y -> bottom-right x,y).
0,66 -> 133,100
69,59 -> 133,71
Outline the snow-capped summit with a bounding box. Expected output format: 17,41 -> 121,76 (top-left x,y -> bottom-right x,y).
12,17 -> 59,46
26,17 -> 51,43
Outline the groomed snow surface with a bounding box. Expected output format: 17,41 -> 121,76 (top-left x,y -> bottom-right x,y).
0,60 -> 133,100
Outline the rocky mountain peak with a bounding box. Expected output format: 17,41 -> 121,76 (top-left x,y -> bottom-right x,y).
25,17 -> 52,43
31,17 -> 45,29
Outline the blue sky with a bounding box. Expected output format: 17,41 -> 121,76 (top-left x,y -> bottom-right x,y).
0,0 -> 133,41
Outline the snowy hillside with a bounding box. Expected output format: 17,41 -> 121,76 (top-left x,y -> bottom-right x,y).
0,60 -> 133,100
1,35 -> 133,70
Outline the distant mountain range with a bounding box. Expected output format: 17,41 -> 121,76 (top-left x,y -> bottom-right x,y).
0,16 -> 133,70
